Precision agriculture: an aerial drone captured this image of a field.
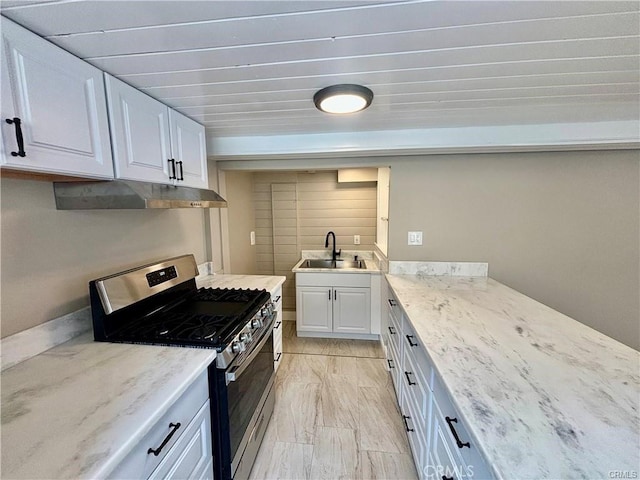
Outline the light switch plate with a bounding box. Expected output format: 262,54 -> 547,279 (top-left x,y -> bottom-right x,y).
250,231 -> 256,246
408,231 -> 423,246
354,234 -> 361,245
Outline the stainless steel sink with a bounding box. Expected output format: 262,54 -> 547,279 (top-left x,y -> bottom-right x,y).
300,259 -> 367,269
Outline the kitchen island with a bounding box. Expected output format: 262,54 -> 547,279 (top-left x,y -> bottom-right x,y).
0,273 -> 285,479
386,274 -> 639,479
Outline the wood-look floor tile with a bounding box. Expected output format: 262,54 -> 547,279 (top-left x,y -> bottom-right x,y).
356,450 -> 419,480
273,381 -> 320,444
327,356 -> 358,376
318,374 -> 359,429
356,357 -> 391,388
358,386 -> 411,454
309,427 -> 358,480
283,320 -> 296,338
276,353 -> 328,384
249,440 -> 314,480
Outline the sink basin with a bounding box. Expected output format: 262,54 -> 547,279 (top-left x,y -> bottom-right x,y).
300,259 -> 367,269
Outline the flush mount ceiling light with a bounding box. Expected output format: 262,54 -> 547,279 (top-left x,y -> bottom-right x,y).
313,84 -> 374,114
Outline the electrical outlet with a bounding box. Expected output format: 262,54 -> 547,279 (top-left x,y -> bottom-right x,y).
408,231 -> 423,246
250,231 -> 256,246
354,234 -> 361,245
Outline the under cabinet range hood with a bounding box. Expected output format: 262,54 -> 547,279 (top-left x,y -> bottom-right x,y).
53,180 -> 227,209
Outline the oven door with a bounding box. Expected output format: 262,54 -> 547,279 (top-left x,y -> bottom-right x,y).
225,327 -> 275,476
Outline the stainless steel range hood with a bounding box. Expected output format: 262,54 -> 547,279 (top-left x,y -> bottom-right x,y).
53,180 -> 227,209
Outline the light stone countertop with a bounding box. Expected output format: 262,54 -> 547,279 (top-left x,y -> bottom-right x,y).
386,274 -> 640,480
1,274 -> 286,479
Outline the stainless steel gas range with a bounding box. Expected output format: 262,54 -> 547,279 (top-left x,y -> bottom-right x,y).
89,254 -> 276,480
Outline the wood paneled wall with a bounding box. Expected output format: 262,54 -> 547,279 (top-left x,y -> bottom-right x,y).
252,171 -> 377,310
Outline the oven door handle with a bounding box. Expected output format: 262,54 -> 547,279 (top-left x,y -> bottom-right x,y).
225,314 -> 275,385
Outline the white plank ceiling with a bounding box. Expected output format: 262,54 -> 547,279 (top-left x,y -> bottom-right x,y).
2,0 -> 639,140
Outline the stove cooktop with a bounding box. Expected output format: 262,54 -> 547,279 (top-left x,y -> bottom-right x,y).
104,287 -> 270,349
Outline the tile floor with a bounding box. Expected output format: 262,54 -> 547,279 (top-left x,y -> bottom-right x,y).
249,321 -> 418,480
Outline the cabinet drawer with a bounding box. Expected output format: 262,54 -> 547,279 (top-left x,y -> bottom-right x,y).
432,374 -> 492,479
149,400 -> 212,480
403,320 -> 433,389
401,389 -> 426,479
109,372 -> 209,479
402,346 -> 430,424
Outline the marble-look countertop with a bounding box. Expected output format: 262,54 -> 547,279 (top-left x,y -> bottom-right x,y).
1,274 -> 286,479
197,273 -> 286,293
386,274 -> 640,479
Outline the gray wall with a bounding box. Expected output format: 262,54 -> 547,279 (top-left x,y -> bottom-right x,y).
225,171 -> 257,275
388,150 -> 640,350
1,177 -> 209,338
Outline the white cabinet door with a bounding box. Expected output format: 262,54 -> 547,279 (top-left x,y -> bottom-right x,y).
0,18 -> 113,178
105,74 -> 173,184
297,286 -> 332,333
333,287 -> 371,334
169,109 -> 208,189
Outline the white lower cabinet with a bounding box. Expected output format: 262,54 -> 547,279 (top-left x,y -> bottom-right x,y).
296,273 -> 372,337
109,371 -> 213,480
387,290 -> 494,480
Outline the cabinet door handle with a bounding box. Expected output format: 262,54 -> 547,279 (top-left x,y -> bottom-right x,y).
445,416 -> 470,449
387,358 -> 395,369
388,325 -> 396,335
5,117 -> 26,157
404,371 -> 416,386
442,476 -> 454,480
274,352 -> 282,362
177,160 -> 184,181
147,422 -> 181,456
388,298 -> 397,307
406,334 -> 418,347
334,289 -> 336,300
168,159 -> 177,179
402,415 -> 414,432
328,290 -> 331,300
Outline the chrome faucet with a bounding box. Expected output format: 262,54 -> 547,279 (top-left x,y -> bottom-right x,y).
325,231 -> 341,262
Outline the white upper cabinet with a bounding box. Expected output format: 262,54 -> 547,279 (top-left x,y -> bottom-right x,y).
169,109 -> 208,189
105,74 -> 209,188
0,17 -> 113,179
105,74 -> 172,184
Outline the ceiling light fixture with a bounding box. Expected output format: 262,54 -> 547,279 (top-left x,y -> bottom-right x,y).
313,84 -> 374,114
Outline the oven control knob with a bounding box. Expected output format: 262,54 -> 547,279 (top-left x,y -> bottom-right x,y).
231,341 -> 242,353
239,332 -> 251,343
251,318 -> 262,329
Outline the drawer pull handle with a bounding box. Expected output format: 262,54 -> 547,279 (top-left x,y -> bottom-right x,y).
177,160 -> 184,181
274,321 -> 282,329
273,295 -> 282,303
402,415 -> 414,432
6,117 -> 26,157
274,352 -> 282,362
406,334 -> 418,347
442,476 -> 454,480
404,371 -> 416,386
387,358 -> 395,369
168,159 -> 177,180
388,298 -> 397,307
445,416 -> 470,449
388,325 -> 396,335
147,422 -> 181,456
